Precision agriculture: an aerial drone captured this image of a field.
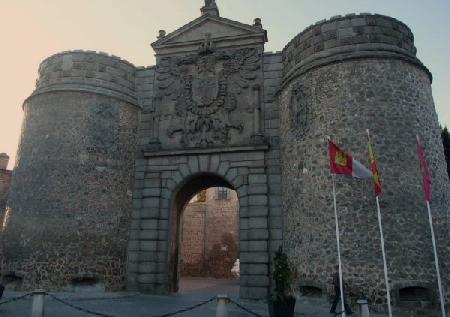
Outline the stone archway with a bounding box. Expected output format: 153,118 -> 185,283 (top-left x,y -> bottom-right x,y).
127,149 -> 272,300
167,173 -> 237,293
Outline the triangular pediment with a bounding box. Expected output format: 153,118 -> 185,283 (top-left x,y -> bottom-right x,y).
152,14 -> 266,51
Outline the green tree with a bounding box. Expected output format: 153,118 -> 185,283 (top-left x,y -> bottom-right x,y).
442,127 -> 450,179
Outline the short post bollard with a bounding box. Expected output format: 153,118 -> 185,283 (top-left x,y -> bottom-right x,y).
357,298 -> 370,317
31,289 -> 46,317
216,294 -> 229,317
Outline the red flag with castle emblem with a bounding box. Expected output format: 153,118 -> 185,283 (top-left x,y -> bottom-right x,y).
328,139 -> 372,179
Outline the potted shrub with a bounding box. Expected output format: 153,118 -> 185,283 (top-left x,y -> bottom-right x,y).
269,246 -> 296,317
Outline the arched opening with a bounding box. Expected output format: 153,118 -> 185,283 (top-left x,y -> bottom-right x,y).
2,272 -> 23,290
398,286 -> 431,303
299,285 -> 323,298
168,173 -> 240,294
71,274 -> 104,292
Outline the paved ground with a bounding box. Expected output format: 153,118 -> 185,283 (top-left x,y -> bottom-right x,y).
0,278 -> 400,317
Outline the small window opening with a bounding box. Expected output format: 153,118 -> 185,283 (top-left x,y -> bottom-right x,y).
217,187 -> 228,200
399,286 -> 431,302
72,276 -> 99,287
299,286 -> 323,298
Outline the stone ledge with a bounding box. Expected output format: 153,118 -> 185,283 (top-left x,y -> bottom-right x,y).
143,144 -> 270,158
282,47 -> 432,88
26,84 -> 140,108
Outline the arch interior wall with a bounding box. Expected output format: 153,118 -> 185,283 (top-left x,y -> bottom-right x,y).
180,187 -> 240,279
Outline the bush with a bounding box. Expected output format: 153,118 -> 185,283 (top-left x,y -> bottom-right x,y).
272,246 -> 292,302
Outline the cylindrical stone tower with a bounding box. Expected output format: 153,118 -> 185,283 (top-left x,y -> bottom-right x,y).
280,14 -> 450,310
2,51 -> 140,291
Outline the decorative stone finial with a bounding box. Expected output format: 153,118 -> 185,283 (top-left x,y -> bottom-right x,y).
158,30 -> 166,39
253,18 -> 262,28
201,0 -> 219,17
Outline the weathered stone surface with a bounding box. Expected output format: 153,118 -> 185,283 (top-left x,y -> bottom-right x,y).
1,4 -> 447,310
180,188 -> 239,278
0,154 -> 12,220
281,29 -> 449,310
2,86 -> 139,291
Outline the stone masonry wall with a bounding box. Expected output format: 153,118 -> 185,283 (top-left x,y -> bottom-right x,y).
283,13 -> 418,80
4,5 -> 446,308
180,188 -> 239,278
0,162 -> 12,272
2,51 -> 140,291
0,169 -> 12,218
180,201 -> 206,276
36,50 -> 136,104
262,52 -> 284,279
135,67 -> 156,148
203,188 -> 239,278
280,14 -> 450,311
128,12 -> 273,300
128,149 -> 271,300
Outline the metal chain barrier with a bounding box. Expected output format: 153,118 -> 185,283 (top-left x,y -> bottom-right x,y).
47,293 -> 216,317
0,292 -> 33,306
228,298 -> 266,317
47,293 -> 115,317
149,296 -> 216,317
1,291 -> 258,317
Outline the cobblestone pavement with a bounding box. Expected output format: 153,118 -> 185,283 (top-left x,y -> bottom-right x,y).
0,278 -> 393,317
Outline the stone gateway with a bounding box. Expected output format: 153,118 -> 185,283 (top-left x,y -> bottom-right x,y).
1,0 -> 449,311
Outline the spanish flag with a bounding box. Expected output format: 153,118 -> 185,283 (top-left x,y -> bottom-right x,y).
328,139 -> 372,179
368,138 -> 382,195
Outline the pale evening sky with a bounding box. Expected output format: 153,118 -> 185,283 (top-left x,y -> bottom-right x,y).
1,0 -> 449,169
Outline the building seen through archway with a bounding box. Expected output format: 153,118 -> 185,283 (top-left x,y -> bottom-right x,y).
167,173 -> 249,295
180,187 -> 239,284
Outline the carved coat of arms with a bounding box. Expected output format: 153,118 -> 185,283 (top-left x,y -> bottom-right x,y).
192,60 -> 218,107
154,45 -> 261,148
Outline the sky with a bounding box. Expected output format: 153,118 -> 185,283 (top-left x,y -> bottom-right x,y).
0,0 -> 449,169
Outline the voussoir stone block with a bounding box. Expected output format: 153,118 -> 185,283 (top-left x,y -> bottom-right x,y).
248,174 -> 267,184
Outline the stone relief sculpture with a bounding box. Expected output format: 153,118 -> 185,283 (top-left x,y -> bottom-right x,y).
154,43 -> 261,148
290,82 -> 312,137
88,104 -> 119,153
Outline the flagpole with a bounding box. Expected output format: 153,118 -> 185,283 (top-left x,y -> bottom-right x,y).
375,195 -> 393,317
426,200 -> 446,317
331,173 -> 346,317
417,135 -> 446,317
367,129 -> 392,317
